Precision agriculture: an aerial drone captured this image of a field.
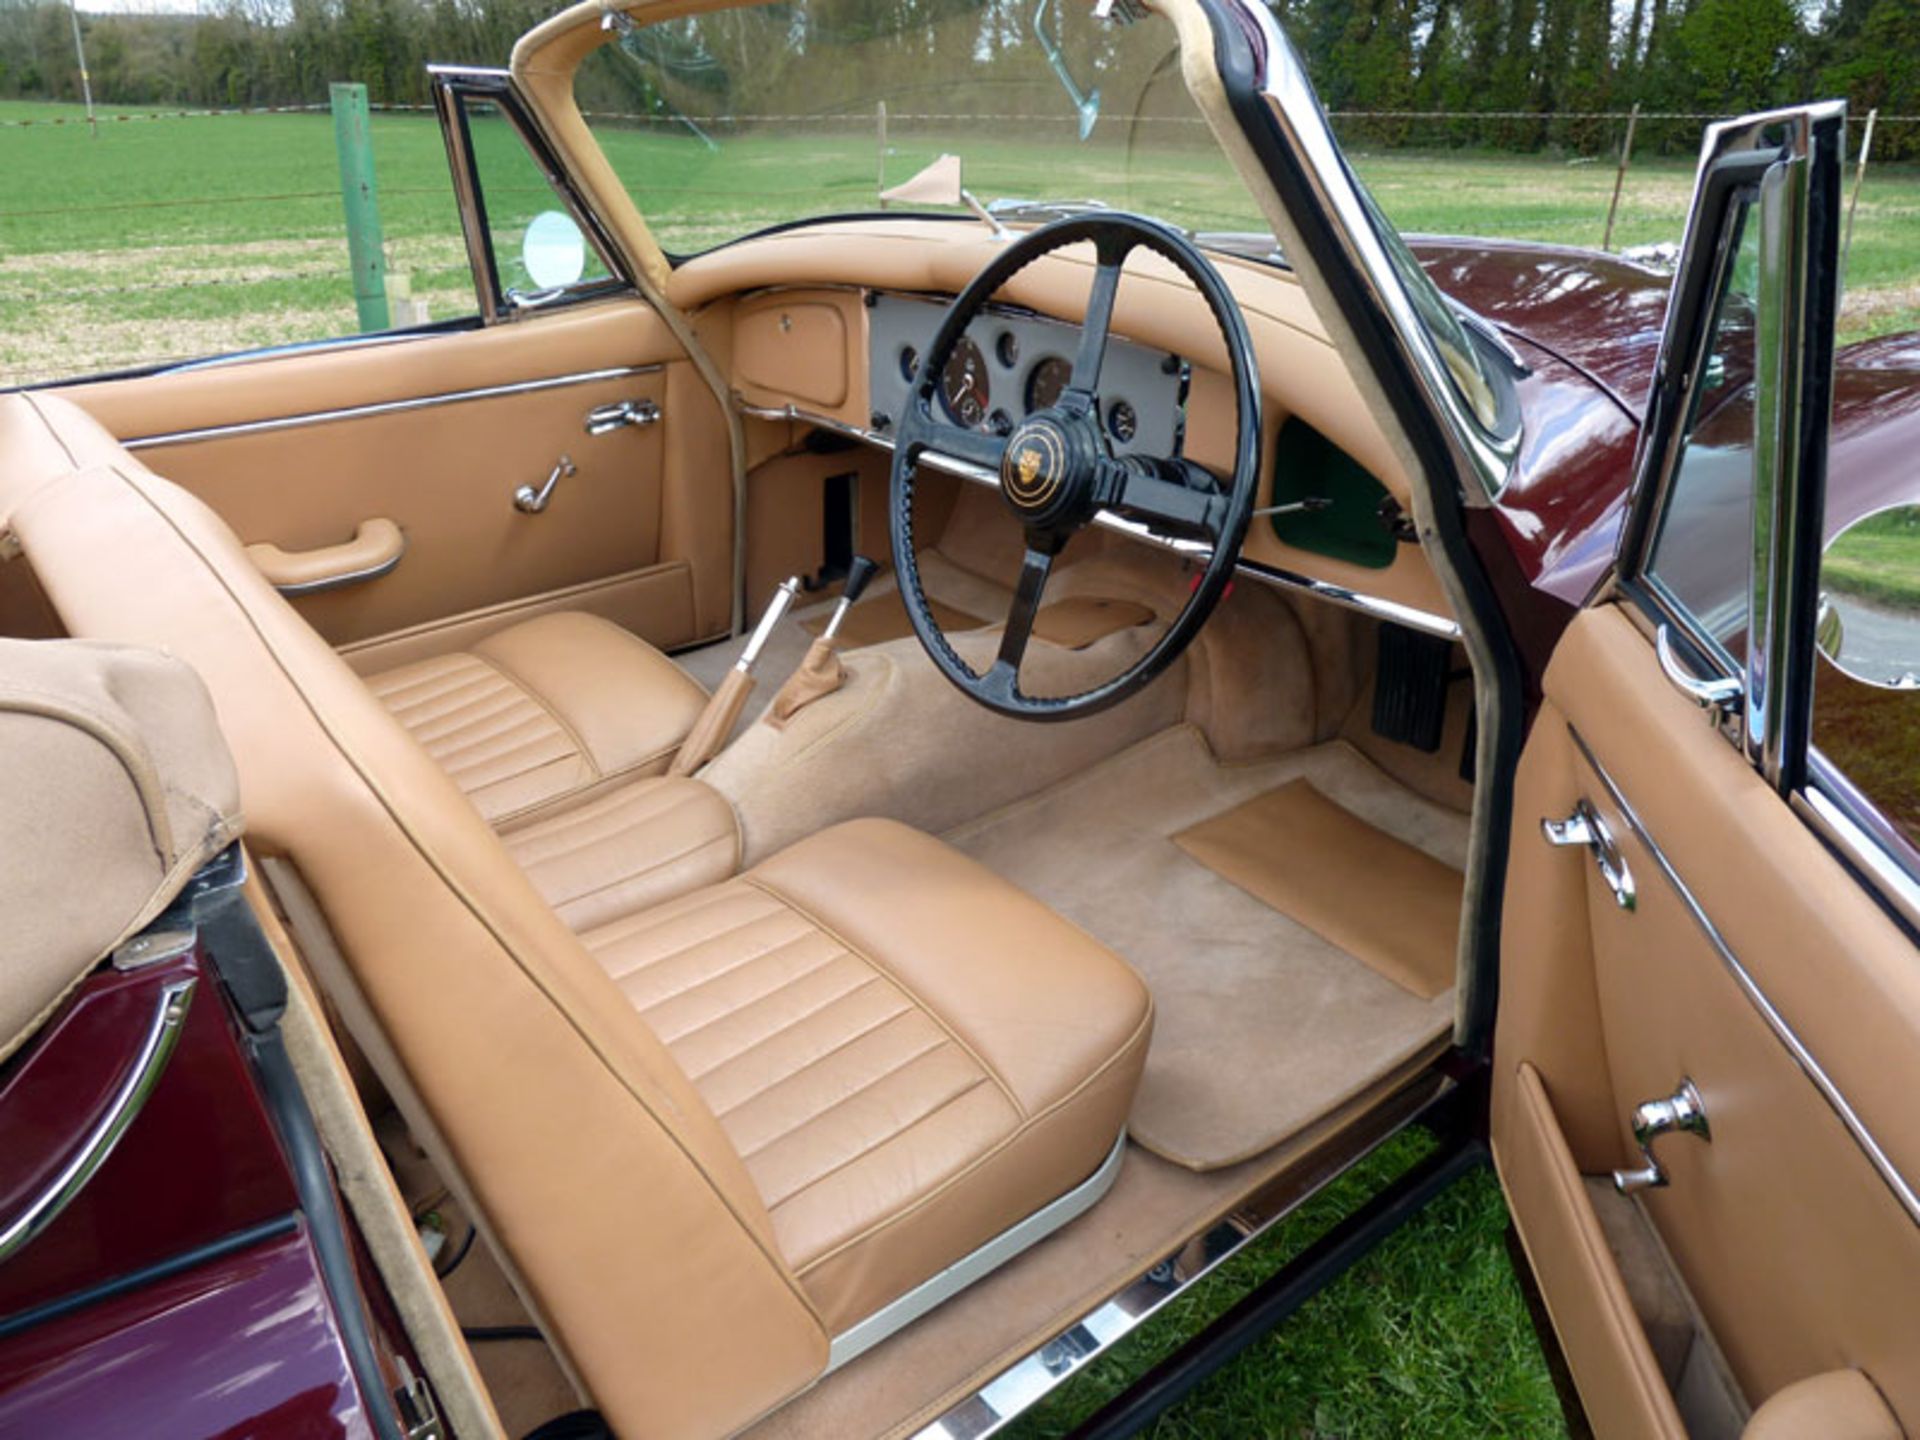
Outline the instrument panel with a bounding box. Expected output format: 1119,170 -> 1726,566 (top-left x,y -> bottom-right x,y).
867,293 -> 1184,459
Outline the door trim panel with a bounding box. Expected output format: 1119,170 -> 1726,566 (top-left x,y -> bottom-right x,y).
124,364 -> 662,450
1569,723 -> 1920,1227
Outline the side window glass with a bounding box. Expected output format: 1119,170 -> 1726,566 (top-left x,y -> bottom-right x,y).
1642,206 -> 1762,664
459,97 -> 615,311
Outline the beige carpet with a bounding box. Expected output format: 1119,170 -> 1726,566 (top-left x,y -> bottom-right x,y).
947,724 -> 1468,1171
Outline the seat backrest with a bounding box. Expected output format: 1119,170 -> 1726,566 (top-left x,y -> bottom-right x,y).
0,392 -> 827,1436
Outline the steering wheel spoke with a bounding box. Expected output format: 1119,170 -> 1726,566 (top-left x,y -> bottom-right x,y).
1069,240 -> 1133,393
994,540 -> 1058,679
901,409 -> 1009,477
1098,457 -> 1230,543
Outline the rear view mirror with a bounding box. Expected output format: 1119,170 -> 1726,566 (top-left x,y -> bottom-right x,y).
522,210 -> 587,290
1817,502 -> 1920,689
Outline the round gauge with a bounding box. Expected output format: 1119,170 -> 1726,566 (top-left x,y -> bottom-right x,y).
941,337 -> 991,428
899,345 -> 919,383
1106,399 -> 1138,445
995,331 -> 1020,369
1024,355 -> 1073,414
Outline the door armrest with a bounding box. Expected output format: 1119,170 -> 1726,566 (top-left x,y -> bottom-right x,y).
246,518 -> 405,596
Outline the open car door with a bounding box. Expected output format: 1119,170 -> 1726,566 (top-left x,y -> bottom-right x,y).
1493,103 -> 1920,1437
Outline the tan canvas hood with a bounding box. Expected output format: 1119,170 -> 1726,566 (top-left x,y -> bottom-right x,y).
1,637 -> 242,1058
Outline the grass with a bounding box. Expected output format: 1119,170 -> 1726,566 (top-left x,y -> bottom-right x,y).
1823,507 -> 1920,611
1000,1131 -> 1567,1440
2,100 -> 1918,382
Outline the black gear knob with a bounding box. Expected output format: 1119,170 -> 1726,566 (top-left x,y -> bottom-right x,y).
841,554 -> 879,606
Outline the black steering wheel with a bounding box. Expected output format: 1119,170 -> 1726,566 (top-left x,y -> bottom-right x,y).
890,213 -> 1261,721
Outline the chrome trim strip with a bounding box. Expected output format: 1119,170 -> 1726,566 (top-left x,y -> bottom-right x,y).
1569,725 -> 1920,1227
1224,0 -> 1519,500
909,1070 -> 1451,1440
0,975 -> 196,1263
271,539 -> 408,598
827,1132 -> 1128,1374
125,365 -> 661,449
1796,767 -> 1920,936
736,401 -> 1460,640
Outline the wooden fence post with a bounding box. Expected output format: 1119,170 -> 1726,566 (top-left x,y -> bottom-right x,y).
330,82 -> 391,333
1602,102 -> 1640,252
1843,108 -> 1877,274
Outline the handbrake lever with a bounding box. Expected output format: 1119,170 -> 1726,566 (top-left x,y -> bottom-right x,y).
670,576 -> 802,776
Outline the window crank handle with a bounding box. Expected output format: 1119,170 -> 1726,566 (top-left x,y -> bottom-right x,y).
514,456 -> 576,515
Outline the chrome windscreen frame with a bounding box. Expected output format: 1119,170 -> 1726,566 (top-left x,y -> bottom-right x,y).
1203,0 -> 1520,503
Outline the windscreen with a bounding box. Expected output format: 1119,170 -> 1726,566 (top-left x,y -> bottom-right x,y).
574,0 -> 1270,256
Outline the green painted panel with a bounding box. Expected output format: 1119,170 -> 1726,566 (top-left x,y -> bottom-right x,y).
1268,418 -> 1397,569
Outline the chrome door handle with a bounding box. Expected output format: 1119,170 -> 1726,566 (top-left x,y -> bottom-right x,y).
514,456 -> 576,515
1542,798 -> 1636,910
1656,624 -> 1742,714
1612,1078 -> 1711,1193
585,399 -> 660,435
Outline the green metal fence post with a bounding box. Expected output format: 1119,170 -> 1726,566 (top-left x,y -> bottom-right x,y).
330,82 -> 390,333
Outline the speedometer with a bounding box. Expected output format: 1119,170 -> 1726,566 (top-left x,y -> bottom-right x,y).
941,338 -> 991,428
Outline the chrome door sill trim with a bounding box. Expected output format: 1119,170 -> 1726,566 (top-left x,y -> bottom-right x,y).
905,1069 -> 1451,1440
826,1131 -> 1128,1375
1569,724 -> 1920,1228
736,401 -> 1460,641
125,364 -> 663,449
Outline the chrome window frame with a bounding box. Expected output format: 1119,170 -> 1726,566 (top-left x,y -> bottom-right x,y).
1614,105 -> 1920,926
1616,106 -> 1845,791
429,66 -> 634,326
1207,0 -> 1520,503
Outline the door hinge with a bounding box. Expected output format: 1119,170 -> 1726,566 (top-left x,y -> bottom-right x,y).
395,1371 -> 446,1440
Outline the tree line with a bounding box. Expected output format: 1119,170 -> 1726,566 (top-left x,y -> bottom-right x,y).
0,0 -> 1914,158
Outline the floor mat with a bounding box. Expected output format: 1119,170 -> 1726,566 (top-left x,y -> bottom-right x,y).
947,725 -> 1467,1171
1174,779 -> 1461,999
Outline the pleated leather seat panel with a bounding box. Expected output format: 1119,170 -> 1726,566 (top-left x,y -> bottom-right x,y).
585,881 -> 1025,1272
581,819 -> 1154,1332
367,611 -> 709,827
503,775 -> 740,932
369,649 -> 589,823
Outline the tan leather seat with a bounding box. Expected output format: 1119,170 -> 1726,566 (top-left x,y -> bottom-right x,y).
586,817 -> 1150,1330
365,611 -> 707,826
0,391 -> 1152,1438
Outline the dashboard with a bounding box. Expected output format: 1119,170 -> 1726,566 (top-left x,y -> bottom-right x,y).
866,294 -> 1187,461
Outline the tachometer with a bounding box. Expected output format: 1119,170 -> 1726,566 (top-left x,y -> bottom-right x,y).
941,337 -> 991,428
1024,355 -> 1073,414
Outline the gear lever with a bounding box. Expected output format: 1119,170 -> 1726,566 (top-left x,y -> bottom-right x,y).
769,555 -> 879,727
670,575 -> 802,775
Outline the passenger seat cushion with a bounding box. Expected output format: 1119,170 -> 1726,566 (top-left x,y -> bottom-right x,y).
503,775 -> 739,931
367,612 -> 707,826
580,818 -> 1153,1331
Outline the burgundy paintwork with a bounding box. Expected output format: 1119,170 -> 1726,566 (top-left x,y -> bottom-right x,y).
0,1225 -> 373,1440
0,951 -> 296,1317
1412,236 -> 1920,681
0,939 -> 418,1439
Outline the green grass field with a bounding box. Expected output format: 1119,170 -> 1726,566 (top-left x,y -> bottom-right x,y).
2,98 -> 1917,385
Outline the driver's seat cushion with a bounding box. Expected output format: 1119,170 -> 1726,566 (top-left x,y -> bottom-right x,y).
586,817 -> 1152,1329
